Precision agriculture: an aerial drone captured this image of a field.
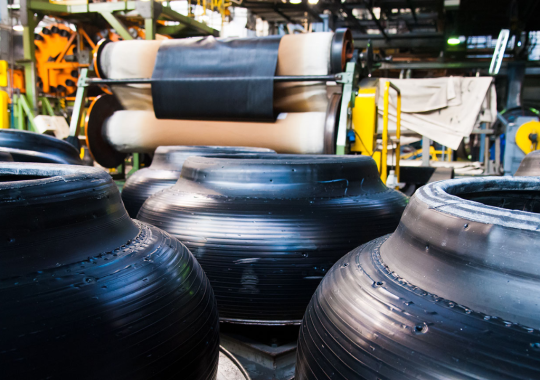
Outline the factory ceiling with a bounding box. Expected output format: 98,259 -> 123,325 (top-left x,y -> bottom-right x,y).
240,0 -> 540,50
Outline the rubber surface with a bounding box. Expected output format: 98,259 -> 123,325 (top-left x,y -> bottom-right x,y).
122,145 -> 275,218
0,129 -> 82,165
296,176 -> 540,379
0,150 -> 13,161
0,163 -> 219,380
152,36 -> 281,121
515,150 -> 540,176
138,155 -> 408,323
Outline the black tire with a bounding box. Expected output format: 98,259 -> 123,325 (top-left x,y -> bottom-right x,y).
0,163 -> 219,380
0,129 -> 82,165
516,150 -> 540,176
138,154 -> 408,324
122,145 -> 275,218
296,176 -> 540,379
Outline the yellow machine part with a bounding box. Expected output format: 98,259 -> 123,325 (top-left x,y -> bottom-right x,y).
0,60 -> 7,87
516,120 -> 540,154
35,24 -> 80,95
351,87 -> 377,155
0,90 -> 9,128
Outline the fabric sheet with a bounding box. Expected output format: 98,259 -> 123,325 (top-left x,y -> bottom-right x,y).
377,77 -> 496,150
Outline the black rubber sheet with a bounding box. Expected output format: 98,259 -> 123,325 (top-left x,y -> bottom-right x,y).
151,36 -> 282,121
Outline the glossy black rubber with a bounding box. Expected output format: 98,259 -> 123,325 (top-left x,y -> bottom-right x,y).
296,176 -> 540,380
122,145 -> 275,218
152,36 -> 282,121
515,150 -> 540,176
0,129 -> 82,165
0,150 -> 13,161
138,155 -> 408,324
0,163 -> 219,380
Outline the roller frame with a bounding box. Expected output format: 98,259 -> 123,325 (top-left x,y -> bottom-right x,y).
69,60 -> 359,163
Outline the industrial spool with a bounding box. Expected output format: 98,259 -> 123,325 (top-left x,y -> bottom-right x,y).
122,145 -> 276,218
137,154 -> 408,325
85,93 -> 342,168
0,163 -> 220,380
85,31 -> 352,166
296,177 -> 540,379
515,150 -> 540,176
0,129 -> 82,165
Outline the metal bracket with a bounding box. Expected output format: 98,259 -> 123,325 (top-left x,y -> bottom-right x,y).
335,62 -> 359,155
135,0 -> 162,18
99,11 -> 134,41
68,68 -> 89,139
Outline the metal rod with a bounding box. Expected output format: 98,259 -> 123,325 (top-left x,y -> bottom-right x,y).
85,75 -> 338,86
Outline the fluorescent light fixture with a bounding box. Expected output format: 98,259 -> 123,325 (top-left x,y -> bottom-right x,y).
447,37 -> 461,45
489,29 -> 510,75
13,25 -> 23,32
308,0 -> 318,4
290,0 -> 302,4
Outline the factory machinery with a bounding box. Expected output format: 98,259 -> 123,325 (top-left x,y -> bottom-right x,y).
70,29 -> 410,185
2,23 -> 540,380
5,0 -> 220,133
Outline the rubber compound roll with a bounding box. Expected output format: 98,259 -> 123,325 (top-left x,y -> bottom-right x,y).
515,150 -> 540,176
296,177 -> 540,380
152,36 -> 282,121
122,145 -> 276,218
137,155 -> 408,324
0,163 -> 219,380
0,129 -> 82,165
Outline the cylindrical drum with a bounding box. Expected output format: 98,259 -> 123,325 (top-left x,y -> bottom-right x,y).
0,163 -> 219,380
296,177 -> 540,379
515,150 -> 540,176
0,129 -> 82,165
138,155 -> 408,325
122,145 -> 275,218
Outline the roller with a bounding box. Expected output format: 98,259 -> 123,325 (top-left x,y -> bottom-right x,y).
86,93 -> 340,168
105,111 -> 329,154
95,31 -> 352,113
94,39 -> 161,110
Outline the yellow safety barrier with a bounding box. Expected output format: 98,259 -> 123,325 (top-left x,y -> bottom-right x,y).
381,81 -> 401,185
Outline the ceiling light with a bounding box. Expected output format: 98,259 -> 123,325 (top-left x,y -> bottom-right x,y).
308,0 -> 319,4
12,25 -> 23,32
447,37 -> 461,45
290,0 -> 302,4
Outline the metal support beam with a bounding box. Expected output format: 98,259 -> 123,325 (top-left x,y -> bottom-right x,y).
21,0 -> 38,113
273,7 -> 295,24
302,4 -> 323,23
144,18 -> 156,40
69,68 -> 89,139
364,1 -> 388,40
343,8 -> 367,33
99,11 -> 133,40
422,137 -> 430,167
406,0 -> 418,24
336,63 -> 358,155
161,6 -> 218,36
